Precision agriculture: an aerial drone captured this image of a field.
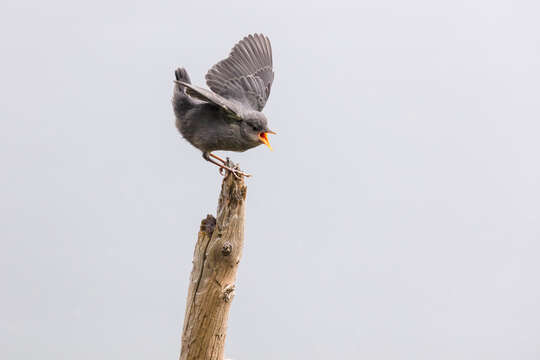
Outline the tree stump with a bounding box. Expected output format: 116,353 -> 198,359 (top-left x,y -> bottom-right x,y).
179,172 -> 247,360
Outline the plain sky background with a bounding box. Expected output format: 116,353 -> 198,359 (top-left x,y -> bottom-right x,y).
1,0 -> 539,359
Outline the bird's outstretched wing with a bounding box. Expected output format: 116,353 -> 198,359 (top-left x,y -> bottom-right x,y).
176,81 -> 243,118
205,34 -> 274,112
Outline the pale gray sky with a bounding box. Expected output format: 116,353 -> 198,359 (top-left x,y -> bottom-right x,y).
1,0 -> 540,359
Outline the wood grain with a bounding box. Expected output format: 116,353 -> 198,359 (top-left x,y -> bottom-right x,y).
180,172 -> 247,360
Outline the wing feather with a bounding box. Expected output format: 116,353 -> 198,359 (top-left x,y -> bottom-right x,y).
175,81 -> 242,117
205,34 -> 274,111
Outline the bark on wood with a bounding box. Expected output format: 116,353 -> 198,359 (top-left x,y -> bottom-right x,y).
179,172 -> 247,360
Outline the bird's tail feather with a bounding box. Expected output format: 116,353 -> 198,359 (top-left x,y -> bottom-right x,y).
175,67 -> 191,89
173,68 -> 194,114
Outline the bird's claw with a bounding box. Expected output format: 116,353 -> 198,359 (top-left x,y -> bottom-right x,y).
230,168 -> 252,179
218,158 -> 251,179
219,166 -> 251,179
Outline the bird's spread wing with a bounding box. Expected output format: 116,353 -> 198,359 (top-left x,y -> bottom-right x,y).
205,34 -> 274,112
176,81 -> 243,117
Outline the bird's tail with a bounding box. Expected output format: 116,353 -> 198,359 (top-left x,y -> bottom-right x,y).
174,68 -> 191,93
173,68 -> 194,116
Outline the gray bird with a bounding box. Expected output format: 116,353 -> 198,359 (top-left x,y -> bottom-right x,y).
172,33 -> 276,178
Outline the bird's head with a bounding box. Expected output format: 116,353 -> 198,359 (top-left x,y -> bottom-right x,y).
242,112 -> 276,150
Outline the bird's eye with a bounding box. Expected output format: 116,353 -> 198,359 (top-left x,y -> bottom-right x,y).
250,124 -> 258,131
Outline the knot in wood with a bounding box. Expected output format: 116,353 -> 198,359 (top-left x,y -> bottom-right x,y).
200,214 -> 216,236
221,242 -> 233,256
222,284 -> 235,303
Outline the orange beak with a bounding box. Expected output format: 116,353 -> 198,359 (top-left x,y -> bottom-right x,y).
258,131 -> 276,150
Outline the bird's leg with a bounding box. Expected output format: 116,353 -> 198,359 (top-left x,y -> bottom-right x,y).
202,152 -> 252,178
209,153 -> 227,164
207,153 -> 228,176
207,153 -> 230,176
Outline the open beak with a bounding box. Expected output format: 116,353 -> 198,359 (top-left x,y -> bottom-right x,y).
258,130 -> 276,151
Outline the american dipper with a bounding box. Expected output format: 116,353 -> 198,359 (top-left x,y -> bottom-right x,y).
172,33 -> 275,178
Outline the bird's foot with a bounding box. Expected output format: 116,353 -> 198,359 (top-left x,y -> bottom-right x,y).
218,158 -> 252,179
